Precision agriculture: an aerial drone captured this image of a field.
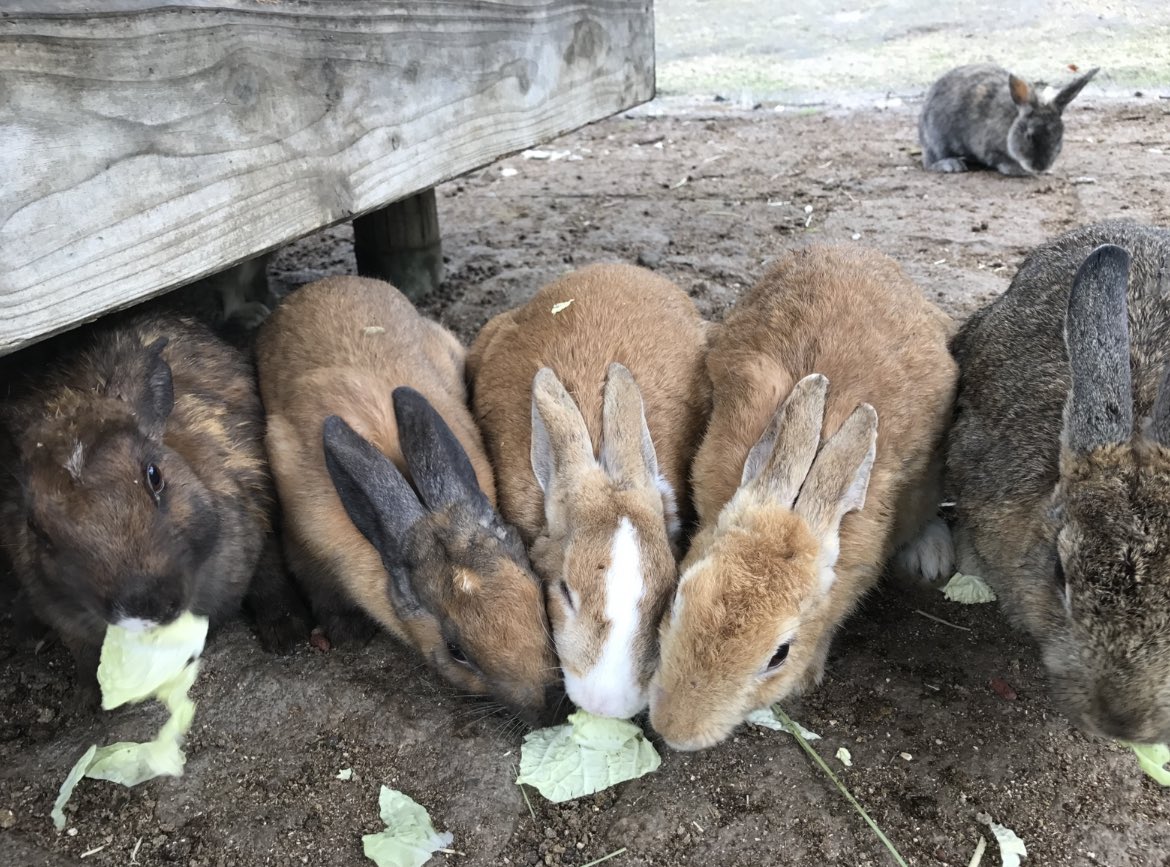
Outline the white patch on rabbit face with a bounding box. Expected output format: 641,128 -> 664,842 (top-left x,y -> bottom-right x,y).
116,616 -> 159,633
562,517 -> 647,718
655,473 -> 681,541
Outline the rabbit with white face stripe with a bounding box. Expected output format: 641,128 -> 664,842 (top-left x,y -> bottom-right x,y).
468,264 -> 710,718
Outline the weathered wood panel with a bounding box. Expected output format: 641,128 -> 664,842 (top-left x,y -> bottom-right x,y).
0,0 -> 655,356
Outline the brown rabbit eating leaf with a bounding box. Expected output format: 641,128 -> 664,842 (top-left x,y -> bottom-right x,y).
0,313 -> 307,699
650,246 -> 957,751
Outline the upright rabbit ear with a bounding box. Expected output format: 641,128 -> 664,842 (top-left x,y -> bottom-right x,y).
1054,67 -> 1099,111
323,415 -> 426,612
600,363 -> 659,491
530,367 -> 594,494
742,374 -> 829,508
794,403 -> 878,541
1063,244 -> 1133,454
108,336 -> 173,438
393,387 -> 490,513
1009,74 -> 1034,108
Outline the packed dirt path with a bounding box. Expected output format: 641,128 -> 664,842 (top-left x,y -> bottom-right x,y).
3,100 -> 1170,867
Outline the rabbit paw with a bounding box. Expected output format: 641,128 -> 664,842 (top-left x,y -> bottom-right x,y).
894,516 -> 954,584
926,157 -> 969,173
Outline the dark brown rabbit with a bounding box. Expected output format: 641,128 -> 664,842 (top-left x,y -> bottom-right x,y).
0,312 -> 306,694
947,221 -> 1170,743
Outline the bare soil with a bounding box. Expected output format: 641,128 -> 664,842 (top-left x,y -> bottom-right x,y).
3,99 -> 1170,867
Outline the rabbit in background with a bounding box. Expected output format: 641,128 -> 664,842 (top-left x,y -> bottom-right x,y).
919,64 -> 1099,176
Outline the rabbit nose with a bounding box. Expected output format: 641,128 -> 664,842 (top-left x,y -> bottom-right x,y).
112,581 -> 184,628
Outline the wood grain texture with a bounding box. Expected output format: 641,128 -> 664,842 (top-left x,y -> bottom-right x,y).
0,0 -> 655,356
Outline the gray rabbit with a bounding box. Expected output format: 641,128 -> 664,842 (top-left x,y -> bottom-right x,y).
919,64 -> 1098,176
946,221 -> 1170,744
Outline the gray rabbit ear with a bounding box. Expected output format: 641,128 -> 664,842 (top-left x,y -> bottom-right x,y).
1054,67 -> 1099,111
1063,244 -> 1134,453
1008,74 -> 1034,108
322,415 -> 425,612
392,386 -> 491,514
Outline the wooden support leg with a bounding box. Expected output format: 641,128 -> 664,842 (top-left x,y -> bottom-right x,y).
353,188 -> 443,300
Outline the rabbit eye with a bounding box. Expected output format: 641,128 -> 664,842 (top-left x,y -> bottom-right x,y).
559,581 -> 578,614
446,640 -> 470,667
144,463 -> 165,499
766,643 -> 790,672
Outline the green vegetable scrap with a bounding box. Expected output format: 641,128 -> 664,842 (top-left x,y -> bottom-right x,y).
51,613 -> 208,830
941,572 -> 997,604
515,710 -> 661,803
362,786 -> 453,867
1126,742 -> 1170,786
551,299 -> 574,315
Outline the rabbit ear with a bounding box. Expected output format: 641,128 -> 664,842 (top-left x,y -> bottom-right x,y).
600,363 -> 659,490
1063,244 -> 1134,453
793,403 -> 878,541
323,415 -> 426,614
108,336 -> 174,438
530,367 -> 594,494
1054,67 -> 1099,111
742,374 -> 828,508
1150,364 -> 1170,447
393,386 -> 491,513
1008,74 -> 1034,108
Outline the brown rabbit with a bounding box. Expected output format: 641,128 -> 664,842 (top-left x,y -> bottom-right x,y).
650,246 -> 957,750
467,263 -> 710,719
0,312 -> 305,695
256,275 -> 559,725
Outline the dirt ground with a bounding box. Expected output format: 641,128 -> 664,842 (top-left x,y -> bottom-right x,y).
4,99 -> 1170,867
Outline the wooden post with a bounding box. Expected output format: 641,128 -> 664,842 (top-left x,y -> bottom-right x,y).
353,189 -> 443,300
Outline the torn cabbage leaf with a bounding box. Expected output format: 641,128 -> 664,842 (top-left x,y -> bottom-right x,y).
97,611 -> 208,709
362,786 -> 453,867
1126,742 -> 1170,786
835,747 -> 853,767
51,614 -> 207,830
551,299 -> 574,315
515,710 -> 661,803
941,572 -> 997,604
745,706 -> 821,740
988,820 -> 1027,867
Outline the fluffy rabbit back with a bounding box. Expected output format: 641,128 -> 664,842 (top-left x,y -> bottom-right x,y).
919,63 -> 1098,176
257,276 -> 558,724
947,221 -> 1170,743
651,245 -> 957,750
469,263 -> 710,718
0,313 -> 296,685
